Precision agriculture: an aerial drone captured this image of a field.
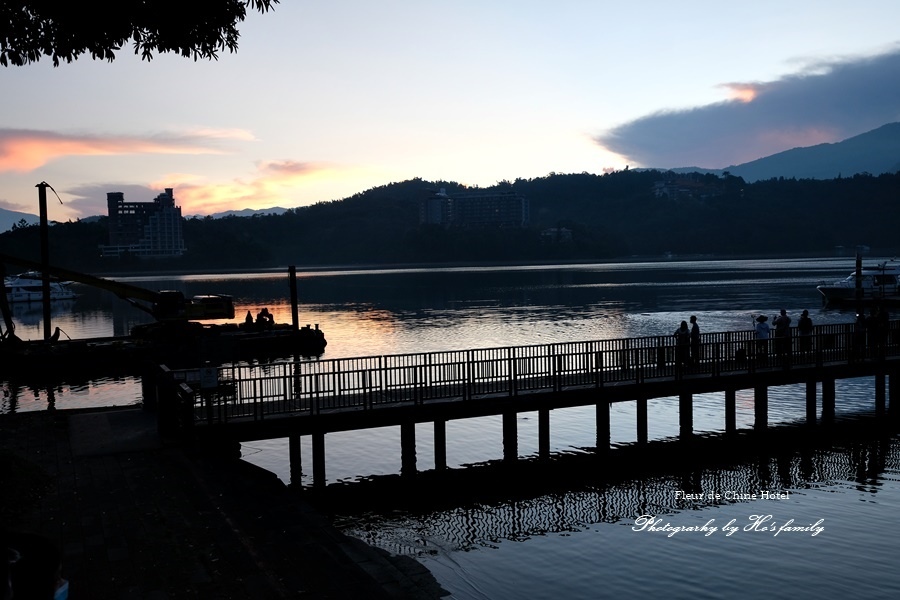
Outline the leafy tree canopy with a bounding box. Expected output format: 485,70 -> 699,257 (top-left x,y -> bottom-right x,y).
1,0 -> 277,66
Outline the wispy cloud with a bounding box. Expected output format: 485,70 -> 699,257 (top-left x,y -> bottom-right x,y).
172,160 -> 335,215
0,198 -> 33,213
0,129 -> 253,172
61,160 -> 337,217
595,47 -> 900,169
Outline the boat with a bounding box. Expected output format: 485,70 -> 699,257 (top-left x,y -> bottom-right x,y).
4,271 -> 78,303
816,259 -> 900,305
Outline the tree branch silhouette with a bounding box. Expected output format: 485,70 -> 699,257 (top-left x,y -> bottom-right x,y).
1,1 -> 277,67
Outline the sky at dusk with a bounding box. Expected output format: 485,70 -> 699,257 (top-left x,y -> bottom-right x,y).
2,1 -> 900,222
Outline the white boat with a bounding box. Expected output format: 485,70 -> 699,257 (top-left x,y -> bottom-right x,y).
816,260 -> 900,305
4,271 -> 79,303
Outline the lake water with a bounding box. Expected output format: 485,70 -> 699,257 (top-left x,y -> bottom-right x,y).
3,257 -> 899,598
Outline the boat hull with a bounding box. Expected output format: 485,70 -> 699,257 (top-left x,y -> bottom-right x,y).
816,261 -> 900,306
0,325 -> 327,381
4,272 -> 78,303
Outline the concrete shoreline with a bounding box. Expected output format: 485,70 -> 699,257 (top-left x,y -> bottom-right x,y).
1,407 -> 447,599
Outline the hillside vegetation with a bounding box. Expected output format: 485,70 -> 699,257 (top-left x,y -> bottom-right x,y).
1,170 -> 897,273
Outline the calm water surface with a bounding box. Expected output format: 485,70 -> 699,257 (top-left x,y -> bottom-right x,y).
3,257 -> 897,598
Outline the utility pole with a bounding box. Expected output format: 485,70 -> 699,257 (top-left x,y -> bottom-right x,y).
36,181 -> 52,341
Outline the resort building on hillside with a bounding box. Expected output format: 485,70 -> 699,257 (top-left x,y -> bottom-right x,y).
420,188 -> 529,228
99,188 -> 186,258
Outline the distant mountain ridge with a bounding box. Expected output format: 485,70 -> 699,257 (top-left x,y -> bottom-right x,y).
186,207 -> 289,219
5,123 -> 900,229
0,208 -> 39,233
665,122 -> 900,182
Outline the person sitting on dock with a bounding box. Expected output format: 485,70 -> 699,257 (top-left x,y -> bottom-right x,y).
256,308 -> 274,330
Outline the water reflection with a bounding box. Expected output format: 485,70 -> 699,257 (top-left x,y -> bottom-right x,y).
0,258 -> 879,415
1,377 -> 143,414
329,418 -> 899,555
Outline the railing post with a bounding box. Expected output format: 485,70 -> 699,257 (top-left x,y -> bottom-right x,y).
253,377 -> 260,421
595,350 -> 604,388
334,361 -> 341,403
362,369 -> 370,410
313,368 -> 321,416
509,346 -> 517,397
713,342 -> 721,376
465,350 -> 473,401
380,355 -> 388,404
554,351 -> 563,392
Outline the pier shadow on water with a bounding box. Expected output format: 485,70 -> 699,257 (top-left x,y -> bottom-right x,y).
311,414 -> 899,555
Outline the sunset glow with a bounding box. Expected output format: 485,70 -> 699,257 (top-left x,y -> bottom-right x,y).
2,3 -> 899,221
724,83 -> 760,103
0,129 -> 229,172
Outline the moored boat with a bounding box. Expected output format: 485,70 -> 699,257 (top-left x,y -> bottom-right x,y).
4,271 -> 78,303
816,259 -> 900,305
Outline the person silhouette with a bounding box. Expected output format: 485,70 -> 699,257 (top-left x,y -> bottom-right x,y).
689,315 -> 701,365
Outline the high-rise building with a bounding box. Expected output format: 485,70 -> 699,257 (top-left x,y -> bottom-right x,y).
100,188 -> 186,258
420,188 -> 529,228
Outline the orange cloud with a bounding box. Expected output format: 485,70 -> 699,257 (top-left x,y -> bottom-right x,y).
259,160 -> 323,178
0,128 -> 249,172
151,160 -> 336,214
721,82 -> 760,103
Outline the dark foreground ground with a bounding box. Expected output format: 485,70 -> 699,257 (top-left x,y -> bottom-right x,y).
0,407 -> 448,599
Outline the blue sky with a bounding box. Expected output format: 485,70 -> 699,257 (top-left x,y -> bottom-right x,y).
2,1 -> 900,221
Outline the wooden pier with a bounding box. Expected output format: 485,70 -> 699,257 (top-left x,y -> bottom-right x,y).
148,320 -> 900,487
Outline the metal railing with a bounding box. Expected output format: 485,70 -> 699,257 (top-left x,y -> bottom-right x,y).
156,320 -> 900,426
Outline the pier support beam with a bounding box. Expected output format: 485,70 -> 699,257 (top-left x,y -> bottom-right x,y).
312,431 -> 325,490
434,419 -> 447,470
289,265 -> 299,331
538,408 -> 550,460
822,379 -> 835,423
806,381 -> 817,426
401,421 -> 416,477
890,370 -> 900,420
636,397 -> 648,445
679,392 -> 693,440
596,402 -> 610,454
725,389 -> 736,435
875,373 -> 886,417
754,385 -> 768,432
288,434 -> 302,488
502,410 -> 517,463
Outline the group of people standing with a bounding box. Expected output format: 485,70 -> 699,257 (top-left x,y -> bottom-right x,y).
753,308 -> 812,358
675,309 -> 817,367
674,315 -> 702,366
675,305 -> 892,367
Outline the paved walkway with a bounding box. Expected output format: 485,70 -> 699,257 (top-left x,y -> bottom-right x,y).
1,407 -> 447,599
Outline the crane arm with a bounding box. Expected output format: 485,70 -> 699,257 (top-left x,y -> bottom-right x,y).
0,253 -> 234,321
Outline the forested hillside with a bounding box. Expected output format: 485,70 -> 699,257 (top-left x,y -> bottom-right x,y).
1,170 -> 897,273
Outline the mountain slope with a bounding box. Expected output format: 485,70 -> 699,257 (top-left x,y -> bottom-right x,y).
697,122 -> 900,182
0,208 -> 39,233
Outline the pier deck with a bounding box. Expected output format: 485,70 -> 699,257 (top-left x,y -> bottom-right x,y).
148,320 -> 900,486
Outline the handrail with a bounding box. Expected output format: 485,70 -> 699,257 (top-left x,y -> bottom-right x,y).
163,320 -> 899,425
